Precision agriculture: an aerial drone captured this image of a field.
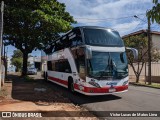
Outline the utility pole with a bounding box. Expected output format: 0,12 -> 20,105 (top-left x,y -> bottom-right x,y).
147,17 -> 152,85
134,15 -> 152,85
0,1 -> 4,91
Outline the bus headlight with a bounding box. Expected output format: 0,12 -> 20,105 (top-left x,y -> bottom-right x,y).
88,81 -> 101,88
123,81 -> 128,86
79,85 -> 84,91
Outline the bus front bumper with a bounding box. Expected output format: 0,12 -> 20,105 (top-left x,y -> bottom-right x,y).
74,84 -> 128,96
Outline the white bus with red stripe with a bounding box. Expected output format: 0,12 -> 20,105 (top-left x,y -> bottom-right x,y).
42,26 -> 137,95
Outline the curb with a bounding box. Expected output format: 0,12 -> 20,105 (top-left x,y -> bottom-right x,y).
129,82 -> 160,89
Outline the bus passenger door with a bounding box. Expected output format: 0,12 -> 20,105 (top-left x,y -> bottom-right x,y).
64,49 -> 79,82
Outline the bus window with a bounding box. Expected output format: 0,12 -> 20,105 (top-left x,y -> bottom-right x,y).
47,61 -> 52,70
59,60 -> 72,73
83,28 -> 124,47
77,55 -> 85,80
75,48 -> 86,80
54,59 -> 72,73
55,61 -> 59,71
63,60 -> 72,73
63,35 -> 71,48
70,29 -> 83,47
51,61 -> 56,71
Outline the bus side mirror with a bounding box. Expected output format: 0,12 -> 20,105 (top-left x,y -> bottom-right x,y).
120,53 -> 125,63
85,46 -> 92,59
126,47 -> 138,60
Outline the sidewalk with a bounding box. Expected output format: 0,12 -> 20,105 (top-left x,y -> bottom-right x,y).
0,73 -> 97,119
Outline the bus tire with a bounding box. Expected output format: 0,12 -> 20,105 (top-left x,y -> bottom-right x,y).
68,77 -> 74,93
45,72 -> 48,82
43,72 -> 46,79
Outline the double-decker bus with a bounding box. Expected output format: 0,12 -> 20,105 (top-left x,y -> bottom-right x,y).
42,26 -> 137,95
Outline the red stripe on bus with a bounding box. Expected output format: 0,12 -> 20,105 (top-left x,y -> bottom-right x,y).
115,85 -> 128,92
83,87 -> 108,93
83,85 -> 128,93
74,84 -> 79,90
48,76 -> 68,86
48,76 -> 128,93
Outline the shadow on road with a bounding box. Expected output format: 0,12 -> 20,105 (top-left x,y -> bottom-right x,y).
8,73 -> 121,105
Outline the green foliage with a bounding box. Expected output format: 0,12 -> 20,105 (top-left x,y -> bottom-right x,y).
12,49 -> 23,58
11,58 -> 23,71
124,34 -> 148,64
124,34 -> 160,82
4,0 -> 76,75
11,50 -> 23,72
147,0 -> 160,23
24,75 -> 34,82
124,34 -> 160,64
4,0 -> 75,52
133,82 -> 160,89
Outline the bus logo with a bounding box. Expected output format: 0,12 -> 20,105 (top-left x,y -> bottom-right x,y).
106,82 -> 117,86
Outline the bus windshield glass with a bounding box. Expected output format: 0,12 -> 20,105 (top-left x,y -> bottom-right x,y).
83,28 -> 124,47
87,51 -> 128,80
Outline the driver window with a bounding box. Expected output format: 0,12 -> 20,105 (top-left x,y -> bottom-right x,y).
76,48 -> 86,80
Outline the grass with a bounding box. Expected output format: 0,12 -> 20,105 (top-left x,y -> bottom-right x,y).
131,81 -> 160,89
24,75 -> 34,82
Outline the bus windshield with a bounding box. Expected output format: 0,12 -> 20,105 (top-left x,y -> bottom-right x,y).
87,51 -> 128,80
83,28 -> 124,47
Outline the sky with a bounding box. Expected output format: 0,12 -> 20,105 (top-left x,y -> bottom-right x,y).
58,0 -> 159,35
6,0 -> 160,58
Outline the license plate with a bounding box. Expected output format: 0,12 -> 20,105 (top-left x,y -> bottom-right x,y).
109,88 -> 116,92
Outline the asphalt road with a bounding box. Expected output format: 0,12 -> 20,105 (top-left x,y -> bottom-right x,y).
67,85 -> 160,120
32,73 -> 160,120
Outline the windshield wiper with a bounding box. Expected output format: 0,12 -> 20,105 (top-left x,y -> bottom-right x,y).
98,55 -> 112,80
99,54 -> 118,80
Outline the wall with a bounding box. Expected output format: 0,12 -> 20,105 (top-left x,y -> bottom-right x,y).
129,33 -> 160,83
129,62 -> 160,83
152,34 -> 160,50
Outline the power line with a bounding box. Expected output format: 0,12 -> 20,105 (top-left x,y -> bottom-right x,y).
75,14 -> 149,33
132,15 -> 147,32
111,15 -> 147,32
75,13 -> 145,21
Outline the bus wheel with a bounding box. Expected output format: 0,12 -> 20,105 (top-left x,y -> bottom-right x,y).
43,72 -> 46,79
45,72 -> 48,82
68,77 -> 74,93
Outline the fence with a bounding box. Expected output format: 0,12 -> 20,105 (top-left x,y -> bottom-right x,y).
129,62 -> 160,83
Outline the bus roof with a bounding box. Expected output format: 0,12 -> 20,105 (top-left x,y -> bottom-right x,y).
47,26 -> 119,51
56,26 -> 116,41
73,26 -> 115,31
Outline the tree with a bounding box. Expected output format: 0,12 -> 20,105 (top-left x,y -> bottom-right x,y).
124,34 -> 160,83
11,50 -> 23,72
4,0 -> 75,76
147,0 -> 160,23
12,49 -> 23,58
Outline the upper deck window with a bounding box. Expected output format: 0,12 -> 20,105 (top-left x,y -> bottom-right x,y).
69,28 -> 83,47
83,28 -> 124,47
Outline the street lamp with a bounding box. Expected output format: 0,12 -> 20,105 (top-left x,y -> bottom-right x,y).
134,15 -> 152,85
134,15 -> 147,23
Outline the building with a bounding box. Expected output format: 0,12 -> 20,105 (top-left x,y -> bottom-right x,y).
122,30 -> 160,83
28,56 -> 41,70
122,29 -> 160,52
7,57 -> 16,72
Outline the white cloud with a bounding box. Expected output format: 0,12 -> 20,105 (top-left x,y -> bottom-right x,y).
58,0 -> 153,35
112,21 -> 140,36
